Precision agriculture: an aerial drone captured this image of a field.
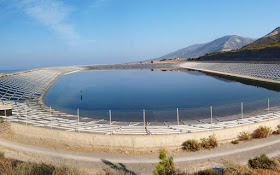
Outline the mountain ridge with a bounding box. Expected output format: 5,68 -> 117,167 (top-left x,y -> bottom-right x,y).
243,27 -> 280,49
156,35 -> 254,60
198,27 -> 280,61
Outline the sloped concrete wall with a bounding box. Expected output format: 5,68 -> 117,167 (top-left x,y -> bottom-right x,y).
10,118 -> 280,150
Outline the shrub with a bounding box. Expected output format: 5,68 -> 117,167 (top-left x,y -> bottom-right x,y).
151,61 -> 154,63
192,168 -> 221,175
14,162 -> 53,175
184,139 -> 201,152
208,135 -> 218,148
153,150 -> 176,175
272,129 -> 280,135
248,154 -> 280,171
53,166 -> 85,175
0,153 -> 88,175
200,138 -> 211,149
0,152 -> 14,175
251,169 -> 280,175
231,140 -> 239,144
103,167 -> 127,175
251,126 -> 272,139
200,135 -> 218,149
223,163 -> 252,175
238,132 -> 251,141
0,119 -> 4,123
0,152 -> 4,158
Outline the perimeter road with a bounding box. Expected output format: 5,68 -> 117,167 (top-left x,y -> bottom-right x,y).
1,136 -> 280,164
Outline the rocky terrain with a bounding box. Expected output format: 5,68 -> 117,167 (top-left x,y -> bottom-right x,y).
198,27 -> 280,61
244,27 -> 280,49
156,35 -> 254,60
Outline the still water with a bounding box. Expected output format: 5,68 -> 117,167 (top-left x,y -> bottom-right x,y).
0,70 -> 24,74
44,70 -> 280,121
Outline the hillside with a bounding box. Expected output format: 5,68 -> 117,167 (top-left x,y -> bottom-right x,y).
198,27 -> 280,61
157,35 -> 254,60
244,27 -> 280,49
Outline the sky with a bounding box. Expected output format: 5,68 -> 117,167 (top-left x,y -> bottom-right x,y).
0,0 -> 280,70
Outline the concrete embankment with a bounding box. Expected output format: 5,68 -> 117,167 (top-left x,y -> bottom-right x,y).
0,67 -> 59,78
179,62 -> 280,85
9,116 -> 280,151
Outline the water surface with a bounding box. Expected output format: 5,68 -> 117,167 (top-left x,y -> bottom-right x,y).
44,70 -> 280,121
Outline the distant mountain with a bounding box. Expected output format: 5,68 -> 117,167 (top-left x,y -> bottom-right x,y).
157,35 -> 255,60
198,27 -> 280,61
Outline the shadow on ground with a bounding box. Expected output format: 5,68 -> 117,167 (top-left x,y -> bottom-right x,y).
101,159 -> 137,175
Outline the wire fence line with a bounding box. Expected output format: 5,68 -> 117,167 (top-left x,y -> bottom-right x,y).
1,97 -> 280,135
50,96 -> 280,124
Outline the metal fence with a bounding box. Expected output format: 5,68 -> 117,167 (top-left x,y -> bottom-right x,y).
62,97 -> 280,123
1,97 -> 280,135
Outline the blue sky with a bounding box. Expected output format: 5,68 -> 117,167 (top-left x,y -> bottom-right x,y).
0,0 -> 280,69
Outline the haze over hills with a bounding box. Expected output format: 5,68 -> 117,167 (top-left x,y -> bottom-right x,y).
157,35 -> 255,60
198,26 -> 280,61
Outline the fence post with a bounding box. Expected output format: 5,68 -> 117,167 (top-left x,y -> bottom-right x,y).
109,110 -> 112,135
26,108 -> 27,125
50,106 -> 52,130
268,98 -> 270,114
143,109 -> 146,129
4,109 -> 6,121
177,108 -> 180,125
77,109 -> 80,132
241,102 -> 243,120
210,106 -> 213,129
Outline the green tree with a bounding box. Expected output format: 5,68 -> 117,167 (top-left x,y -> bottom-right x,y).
153,150 -> 175,175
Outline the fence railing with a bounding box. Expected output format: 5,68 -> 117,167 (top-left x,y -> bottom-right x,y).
1,97 -> 280,124
1,97 -> 280,134
55,97 -> 280,124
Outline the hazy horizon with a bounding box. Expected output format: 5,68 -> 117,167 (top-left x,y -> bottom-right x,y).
1,0 -> 280,69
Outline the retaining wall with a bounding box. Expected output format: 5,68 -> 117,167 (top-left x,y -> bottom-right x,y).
10,119 -> 280,151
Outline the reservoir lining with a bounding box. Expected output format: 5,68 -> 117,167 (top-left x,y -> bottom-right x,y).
1,62 -> 280,135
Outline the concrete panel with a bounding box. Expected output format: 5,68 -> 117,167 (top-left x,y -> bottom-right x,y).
9,118 -> 280,151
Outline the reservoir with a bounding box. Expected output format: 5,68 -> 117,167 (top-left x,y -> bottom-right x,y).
44,69 -> 280,122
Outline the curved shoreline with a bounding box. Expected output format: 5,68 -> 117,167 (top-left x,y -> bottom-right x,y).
38,68 -> 84,106
40,62 -> 280,124
2,62 -> 280,151
2,62 -> 280,134
38,63 -> 178,121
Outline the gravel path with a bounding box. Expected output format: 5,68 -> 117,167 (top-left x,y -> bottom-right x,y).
1,135 -> 280,174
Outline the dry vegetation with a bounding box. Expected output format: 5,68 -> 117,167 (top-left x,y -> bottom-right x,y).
238,131 -> 251,141
251,126 -> 272,139
0,152 -> 88,175
232,125 -> 276,145
184,135 -> 218,152
154,151 -> 280,175
183,139 -> 201,152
